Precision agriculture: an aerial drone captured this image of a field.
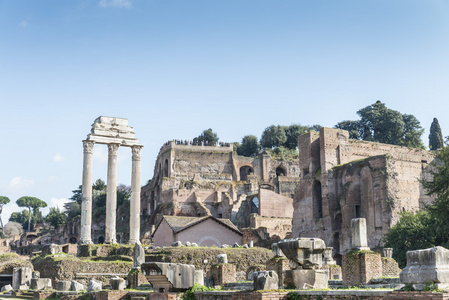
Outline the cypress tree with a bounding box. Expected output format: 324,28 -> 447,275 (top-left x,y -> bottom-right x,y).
429,118 -> 443,150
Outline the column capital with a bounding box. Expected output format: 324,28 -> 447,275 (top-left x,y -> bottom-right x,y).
131,145 -> 143,160
82,140 -> 95,153
108,143 -> 120,156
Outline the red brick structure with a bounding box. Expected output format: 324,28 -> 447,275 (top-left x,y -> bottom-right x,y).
210,263 -> 236,285
342,251 -> 382,286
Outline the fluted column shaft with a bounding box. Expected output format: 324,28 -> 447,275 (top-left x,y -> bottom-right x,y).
105,143 -> 119,244
129,145 -> 143,244
80,140 -> 94,244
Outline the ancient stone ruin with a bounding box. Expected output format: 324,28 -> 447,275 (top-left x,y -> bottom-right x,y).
80,116 -> 143,244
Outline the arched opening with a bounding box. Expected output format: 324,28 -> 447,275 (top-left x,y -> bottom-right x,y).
164,159 -> 169,177
250,196 -> 259,214
69,237 -> 77,244
276,167 -> 286,177
335,213 -> 342,230
98,236 -> 105,244
239,166 -> 253,181
313,180 -> 323,219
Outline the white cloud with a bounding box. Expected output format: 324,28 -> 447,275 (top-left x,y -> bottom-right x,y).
99,0 -> 131,8
19,20 -> 28,28
52,153 -> 65,162
48,197 -> 68,210
7,177 -> 34,193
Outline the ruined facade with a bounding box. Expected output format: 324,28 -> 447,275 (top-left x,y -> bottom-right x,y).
141,141 -> 300,240
293,128 -> 434,261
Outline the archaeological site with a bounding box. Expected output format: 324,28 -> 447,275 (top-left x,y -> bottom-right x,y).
1,117 -> 448,300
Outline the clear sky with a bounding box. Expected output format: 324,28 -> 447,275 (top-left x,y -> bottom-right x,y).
1,0 -> 449,222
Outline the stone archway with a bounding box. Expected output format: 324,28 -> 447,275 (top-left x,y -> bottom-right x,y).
239,165 -> 253,181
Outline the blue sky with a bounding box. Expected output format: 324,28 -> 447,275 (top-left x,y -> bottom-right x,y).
1,0 -> 449,222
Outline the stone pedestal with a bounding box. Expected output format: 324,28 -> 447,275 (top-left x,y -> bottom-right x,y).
400,246 -> 449,289
253,271 -> 278,290
342,250 -> 382,286
210,263 -> 236,285
283,269 -> 328,290
351,218 -> 369,251
266,257 -> 289,288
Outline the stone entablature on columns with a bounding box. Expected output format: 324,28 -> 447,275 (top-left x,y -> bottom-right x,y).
80,117 -> 142,245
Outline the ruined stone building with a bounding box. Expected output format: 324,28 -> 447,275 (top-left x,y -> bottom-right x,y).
141,140 -> 300,241
293,128 -> 435,261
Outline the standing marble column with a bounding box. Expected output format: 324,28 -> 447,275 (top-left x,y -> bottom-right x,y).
80,140 -> 95,244
105,143 -> 119,244
129,145 -> 143,244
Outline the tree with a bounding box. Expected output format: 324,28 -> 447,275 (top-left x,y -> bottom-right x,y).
0,196 -> 10,238
284,125 -> 311,149
194,128 -> 219,145
237,135 -> 260,157
16,196 -> 47,232
260,125 -> 287,149
45,207 -> 67,228
335,101 -> 425,148
429,118 -> 443,150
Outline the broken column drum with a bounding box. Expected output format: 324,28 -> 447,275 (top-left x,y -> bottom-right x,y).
79,117 -> 143,244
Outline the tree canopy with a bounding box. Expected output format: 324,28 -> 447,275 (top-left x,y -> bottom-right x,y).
429,118 -> 443,151
45,207 -> 67,228
0,196 -> 10,238
335,101 -> 425,149
15,196 -> 47,232
193,128 -> 219,145
236,135 -> 260,157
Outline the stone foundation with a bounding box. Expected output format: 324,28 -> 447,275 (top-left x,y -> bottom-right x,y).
210,264 -> 236,285
381,257 -> 401,278
342,251 -> 382,286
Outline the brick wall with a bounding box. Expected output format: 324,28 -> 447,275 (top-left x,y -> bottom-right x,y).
381,257 -> 401,278
342,251 -> 382,286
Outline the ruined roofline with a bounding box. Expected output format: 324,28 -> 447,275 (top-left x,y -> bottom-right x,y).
157,140 -> 233,155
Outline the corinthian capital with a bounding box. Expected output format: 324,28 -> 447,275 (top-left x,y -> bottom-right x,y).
108,143 -> 120,156
132,145 -> 143,160
83,140 -> 95,153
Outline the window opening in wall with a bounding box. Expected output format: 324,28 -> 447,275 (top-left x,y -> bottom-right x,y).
276,167 -> 286,177
355,205 -> 362,218
303,168 -> 309,177
164,159 -> 169,177
250,196 -> 259,214
313,180 -> 323,219
218,213 -> 223,218
239,166 -> 253,181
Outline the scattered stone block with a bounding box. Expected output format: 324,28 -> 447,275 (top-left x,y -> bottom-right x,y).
266,257 -> 289,288
243,244 -> 248,248
221,244 -> 229,248
13,267 -> 32,290
1,284 -> 12,292
383,248 -> 393,259
191,243 -> 198,247
42,244 -> 61,255
56,280 -> 71,291
249,241 -> 254,248
271,243 -> 285,258
400,246 -> 449,289
253,271 -> 278,290
32,271 -> 40,279
284,269 -> 328,290
351,218 -> 369,251
194,270 -> 204,285
171,241 -> 182,247
110,277 -> 126,290
71,280 -> 84,292
323,247 -> 336,265
133,243 -> 145,268
217,254 -> 228,264
31,278 -> 52,290
87,278 -> 102,291
233,243 -> 240,248
276,238 -> 326,269
142,262 -> 195,291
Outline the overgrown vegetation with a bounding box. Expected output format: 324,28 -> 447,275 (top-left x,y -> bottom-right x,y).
182,283 -> 221,300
